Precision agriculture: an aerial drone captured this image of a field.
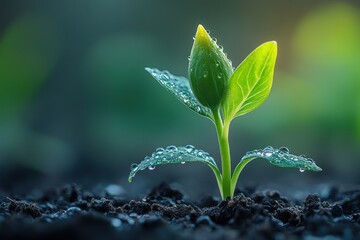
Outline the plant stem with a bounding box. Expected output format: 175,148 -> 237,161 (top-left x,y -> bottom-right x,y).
213,110 -> 231,199
230,157 -> 255,197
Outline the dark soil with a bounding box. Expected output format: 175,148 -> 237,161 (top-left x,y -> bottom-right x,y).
0,183 -> 359,240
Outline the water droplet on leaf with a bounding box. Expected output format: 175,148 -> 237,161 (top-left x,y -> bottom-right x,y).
166,145 -> 177,151
185,145 -> 195,153
156,148 -> 164,153
264,152 -> 272,157
279,147 -> 290,153
307,158 -> 314,163
130,164 -> 138,170
148,166 -> 156,170
299,168 -> 305,173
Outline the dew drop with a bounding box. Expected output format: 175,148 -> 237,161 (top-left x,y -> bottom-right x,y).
185,145 -> 195,153
181,162 -> 185,164
299,168 -> 305,173
203,71 -> 208,78
166,145 -> 177,151
156,148 -> 164,153
279,147 -> 290,153
264,152 -> 272,157
148,166 -> 156,170
217,72 -> 223,79
307,158 -> 314,163
161,73 -> 169,80
130,164 -> 138,170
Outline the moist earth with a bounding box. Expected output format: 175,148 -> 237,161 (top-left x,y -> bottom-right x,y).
0,183 -> 359,240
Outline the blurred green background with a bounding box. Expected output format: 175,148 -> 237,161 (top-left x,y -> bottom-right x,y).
0,0 -> 359,197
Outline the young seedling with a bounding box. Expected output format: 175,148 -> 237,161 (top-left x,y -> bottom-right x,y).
128,25 -> 322,199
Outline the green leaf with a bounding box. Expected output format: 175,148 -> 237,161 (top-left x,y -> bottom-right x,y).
231,146 -> 322,194
188,24 -> 233,109
222,41 -> 277,121
128,145 -> 220,182
242,146 -> 322,170
145,68 -> 213,119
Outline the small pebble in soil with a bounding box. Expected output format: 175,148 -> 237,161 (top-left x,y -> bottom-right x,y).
105,184 -> 125,196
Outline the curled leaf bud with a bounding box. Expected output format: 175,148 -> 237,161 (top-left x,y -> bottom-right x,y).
188,24 -> 233,110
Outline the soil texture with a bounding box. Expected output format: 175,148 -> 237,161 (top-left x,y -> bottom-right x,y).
0,183 -> 359,240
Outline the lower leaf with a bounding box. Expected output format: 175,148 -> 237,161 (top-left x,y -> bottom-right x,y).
231,146 -> 322,195
128,145 -> 222,196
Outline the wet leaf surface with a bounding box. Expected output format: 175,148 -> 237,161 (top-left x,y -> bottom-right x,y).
128,145 -> 219,182
241,146 -> 322,171
146,68 -> 213,118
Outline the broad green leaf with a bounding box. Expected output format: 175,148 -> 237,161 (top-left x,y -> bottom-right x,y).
128,145 -> 222,194
145,68 -> 213,119
231,146 -> 322,193
222,42 -> 277,121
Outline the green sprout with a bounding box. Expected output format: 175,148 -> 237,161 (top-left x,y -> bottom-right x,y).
128,24 -> 322,199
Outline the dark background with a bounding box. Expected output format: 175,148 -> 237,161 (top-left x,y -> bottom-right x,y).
0,0 -> 359,198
